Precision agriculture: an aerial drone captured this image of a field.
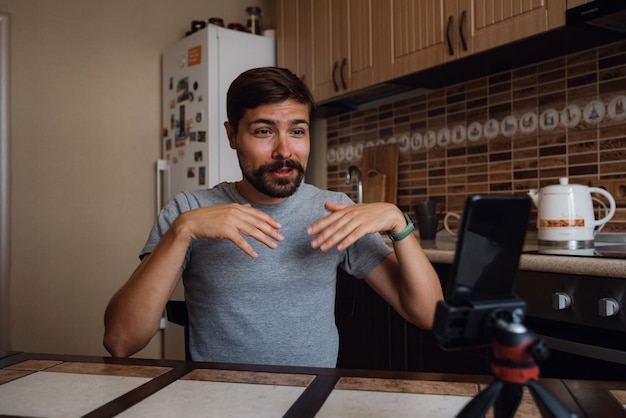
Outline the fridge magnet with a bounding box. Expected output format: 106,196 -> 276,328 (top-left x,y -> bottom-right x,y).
162,128 -> 169,138
194,151 -> 203,162
187,45 -> 202,67
165,138 -> 172,151
198,167 -> 206,186
195,111 -> 203,123
169,77 -> 173,90
190,132 -> 196,142
187,167 -> 196,178
193,81 -> 199,91
198,131 -> 207,142
176,77 -> 190,103
169,99 -> 175,109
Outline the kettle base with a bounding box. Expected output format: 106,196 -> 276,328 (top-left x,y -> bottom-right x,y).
538,239 -> 594,249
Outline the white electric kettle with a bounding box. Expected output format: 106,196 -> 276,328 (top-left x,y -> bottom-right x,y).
527,178 -> 615,248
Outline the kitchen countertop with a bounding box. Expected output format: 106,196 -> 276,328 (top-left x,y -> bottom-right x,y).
405,231 -> 626,279
1,352 -> 625,417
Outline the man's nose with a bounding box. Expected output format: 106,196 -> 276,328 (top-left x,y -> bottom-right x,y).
272,133 -> 293,159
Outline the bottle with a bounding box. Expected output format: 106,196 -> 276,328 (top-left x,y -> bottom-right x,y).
246,6 -> 262,35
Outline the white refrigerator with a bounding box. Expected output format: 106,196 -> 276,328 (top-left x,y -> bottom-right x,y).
158,25 -> 275,359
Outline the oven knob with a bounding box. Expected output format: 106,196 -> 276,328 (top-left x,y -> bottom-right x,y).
598,297 -> 620,317
552,292 -> 572,311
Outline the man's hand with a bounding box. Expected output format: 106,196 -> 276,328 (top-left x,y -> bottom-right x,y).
307,202 -> 405,251
173,203 -> 284,258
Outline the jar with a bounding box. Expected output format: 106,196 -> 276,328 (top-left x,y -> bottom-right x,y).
245,6 -> 262,35
227,22 -> 246,32
208,17 -> 224,27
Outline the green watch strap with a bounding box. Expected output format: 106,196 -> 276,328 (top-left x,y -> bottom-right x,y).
387,212 -> 415,242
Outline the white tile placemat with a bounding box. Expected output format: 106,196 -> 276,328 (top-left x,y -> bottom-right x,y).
119,379 -> 306,417
0,371 -> 150,418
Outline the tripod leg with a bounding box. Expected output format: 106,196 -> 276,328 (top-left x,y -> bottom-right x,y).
457,380 -> 503,418
526,380 -> 577,418
494,384 -> 523,418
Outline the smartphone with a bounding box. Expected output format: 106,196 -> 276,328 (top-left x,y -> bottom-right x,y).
445,194 -> 531,306
434,195 -> 531,349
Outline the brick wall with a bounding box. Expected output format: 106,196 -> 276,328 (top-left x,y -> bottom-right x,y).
326,40 -> 626,233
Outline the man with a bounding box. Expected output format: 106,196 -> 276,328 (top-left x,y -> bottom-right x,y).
104,67 -> 443,367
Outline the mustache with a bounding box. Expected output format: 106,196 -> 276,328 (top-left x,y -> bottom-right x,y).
261,159 -> 304,173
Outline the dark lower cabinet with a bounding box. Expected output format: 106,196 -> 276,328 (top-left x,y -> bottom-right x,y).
335,264 -> 491,374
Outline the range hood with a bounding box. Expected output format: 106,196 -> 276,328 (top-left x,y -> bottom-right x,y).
567,0 -> 626,34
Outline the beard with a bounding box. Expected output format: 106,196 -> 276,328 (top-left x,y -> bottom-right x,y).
242,159 -> 305,198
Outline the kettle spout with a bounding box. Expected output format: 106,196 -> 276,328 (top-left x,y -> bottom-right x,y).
527,189 -> 539,207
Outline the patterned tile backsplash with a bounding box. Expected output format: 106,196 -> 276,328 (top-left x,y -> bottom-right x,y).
326,40 -> 626,233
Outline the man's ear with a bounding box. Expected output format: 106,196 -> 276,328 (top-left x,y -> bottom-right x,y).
224,121 -> 236,149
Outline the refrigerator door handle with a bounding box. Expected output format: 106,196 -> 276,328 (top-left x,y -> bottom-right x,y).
156,159 -> 169,216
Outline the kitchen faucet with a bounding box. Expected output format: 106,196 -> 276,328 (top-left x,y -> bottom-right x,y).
345,165 -> 363,204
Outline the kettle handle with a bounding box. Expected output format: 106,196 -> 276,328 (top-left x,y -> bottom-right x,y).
589,187 -> 616,227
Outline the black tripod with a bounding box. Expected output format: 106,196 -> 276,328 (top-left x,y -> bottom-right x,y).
457,319 -> 577,418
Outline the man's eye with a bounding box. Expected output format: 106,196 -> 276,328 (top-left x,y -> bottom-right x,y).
255,128 -> 271,135
293,129 -> 306,135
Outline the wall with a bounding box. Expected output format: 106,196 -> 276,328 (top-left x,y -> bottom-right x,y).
0,0 -> 275,358
326,40 -> 626,233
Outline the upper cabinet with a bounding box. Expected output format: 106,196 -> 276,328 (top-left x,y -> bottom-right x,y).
276,0 -> 310,82
388,0 -> 567,79
277,0 -> 568,103
463,0 -> 566,55
309,0 -> 379,102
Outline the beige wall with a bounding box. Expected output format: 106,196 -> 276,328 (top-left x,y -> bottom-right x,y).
0,0 -> 275,358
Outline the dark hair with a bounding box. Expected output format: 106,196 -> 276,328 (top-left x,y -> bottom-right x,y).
226,67 -> 315,133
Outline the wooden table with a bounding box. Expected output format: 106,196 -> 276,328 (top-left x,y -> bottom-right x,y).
0,352 -> 624,417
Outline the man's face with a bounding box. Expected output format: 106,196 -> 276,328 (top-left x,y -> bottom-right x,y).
225,99 -> 311,204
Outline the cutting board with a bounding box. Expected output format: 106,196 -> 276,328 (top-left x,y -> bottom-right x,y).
363,171 -> 386,203
361,143 -> 399,204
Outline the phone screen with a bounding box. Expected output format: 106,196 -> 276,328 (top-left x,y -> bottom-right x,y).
445,195 -> 530,306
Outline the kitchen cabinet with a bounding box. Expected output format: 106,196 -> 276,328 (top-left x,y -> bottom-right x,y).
276,0 -> 310,82
308,0 -> 382,102
277,0 -> 391,103
277,1 -> 568,102
388,0 -> 567,79
335,264 -> 492,375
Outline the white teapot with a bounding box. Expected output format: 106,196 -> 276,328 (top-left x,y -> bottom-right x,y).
527,177 -> 615,248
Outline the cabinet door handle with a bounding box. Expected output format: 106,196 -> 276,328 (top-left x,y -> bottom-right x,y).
446,15 -> 454,56
340,57 -> 347,90
459,10 -> 468,52
332,61 -> 339,92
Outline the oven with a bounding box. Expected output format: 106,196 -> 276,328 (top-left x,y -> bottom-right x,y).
514,234 -> 626,381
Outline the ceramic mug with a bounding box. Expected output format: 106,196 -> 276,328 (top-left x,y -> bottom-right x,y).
443,212 -> 461,236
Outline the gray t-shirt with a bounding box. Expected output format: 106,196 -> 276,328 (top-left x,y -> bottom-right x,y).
141,182 -> 392,367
